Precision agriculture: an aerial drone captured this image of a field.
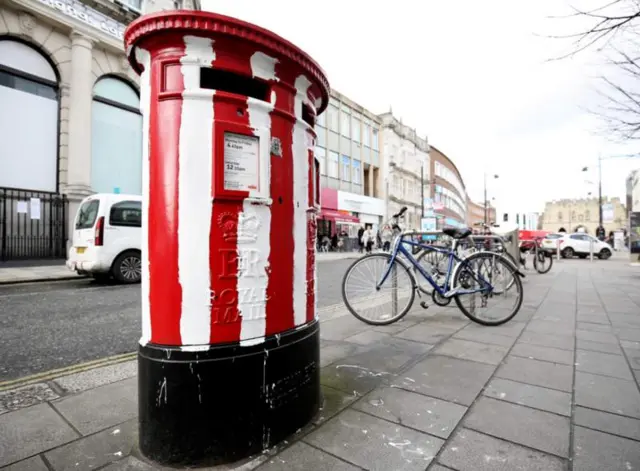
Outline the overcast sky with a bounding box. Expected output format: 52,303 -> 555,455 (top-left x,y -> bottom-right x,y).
201,0 -> 640,214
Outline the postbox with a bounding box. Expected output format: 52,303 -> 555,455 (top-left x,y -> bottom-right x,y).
125,11 -> 329,466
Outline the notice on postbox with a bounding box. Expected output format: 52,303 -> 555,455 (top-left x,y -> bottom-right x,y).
224,132 -> 260,192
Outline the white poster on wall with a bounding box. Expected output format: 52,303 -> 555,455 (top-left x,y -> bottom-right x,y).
16,201 -> 28,214
30,198 -> 41,220
224,133 -> 260,192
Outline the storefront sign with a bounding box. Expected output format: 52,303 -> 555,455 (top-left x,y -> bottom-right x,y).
337,191 -> 384,216
421,217 -> 437,240
35,0 -> 126,40
224,133 -> 260,192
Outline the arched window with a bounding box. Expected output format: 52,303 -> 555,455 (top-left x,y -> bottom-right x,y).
0,38 -> 58,192
557,211 -> 563,221
91,76 -> 142,194
585,209 -> 590,221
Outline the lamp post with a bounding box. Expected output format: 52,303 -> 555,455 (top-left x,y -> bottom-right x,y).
582,156 -> 603,228
484,173 -> 499,225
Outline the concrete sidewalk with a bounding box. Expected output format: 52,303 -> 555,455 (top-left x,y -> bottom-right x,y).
1,261 -> 640,470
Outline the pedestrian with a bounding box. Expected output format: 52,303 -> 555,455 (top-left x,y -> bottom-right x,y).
381,224 -> 393,252
362,226 -> 374,254
357,226 -> 365,253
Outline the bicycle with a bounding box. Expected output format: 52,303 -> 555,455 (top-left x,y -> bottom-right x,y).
341,208 -> 524,327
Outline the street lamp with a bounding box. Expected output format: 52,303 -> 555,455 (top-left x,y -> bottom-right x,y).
581,158 -> 602,228
484,173 -> 499,225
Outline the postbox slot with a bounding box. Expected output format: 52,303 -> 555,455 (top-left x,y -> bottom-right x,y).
200,68 -> 270,102
301,103 -> 315,128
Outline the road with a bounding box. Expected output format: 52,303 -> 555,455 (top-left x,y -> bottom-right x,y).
0,258 -> 354,382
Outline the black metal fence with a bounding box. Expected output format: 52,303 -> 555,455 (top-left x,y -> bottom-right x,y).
0,188 -> 68,261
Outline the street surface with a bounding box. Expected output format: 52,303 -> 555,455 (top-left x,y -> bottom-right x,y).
0,259 -> 354,381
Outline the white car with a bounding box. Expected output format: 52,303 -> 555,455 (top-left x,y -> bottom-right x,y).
558,233 -> 613,260
541,233 -> 564,254
66,193 -> 142,283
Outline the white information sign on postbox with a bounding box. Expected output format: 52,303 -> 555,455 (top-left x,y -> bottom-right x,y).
224,132 -> 260,192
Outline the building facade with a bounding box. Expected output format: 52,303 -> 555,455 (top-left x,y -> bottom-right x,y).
315,90 -> 385,239
540,197 -> 627,234
466,199 -> 496,228
378,112 -> 430,230
627,169 -> 640,213
428,145 -> 467,229
500,212 -> 540,231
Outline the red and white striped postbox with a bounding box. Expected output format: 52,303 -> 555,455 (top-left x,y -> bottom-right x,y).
125,11 -> 329,466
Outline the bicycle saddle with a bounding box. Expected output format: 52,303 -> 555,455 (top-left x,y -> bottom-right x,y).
443,227 -> 472,239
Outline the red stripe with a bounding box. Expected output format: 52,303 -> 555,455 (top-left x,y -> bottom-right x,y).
147,39 -> 184,346
209,39 -> 253,344
306,148 -> 316,323
265,65 -> 296,336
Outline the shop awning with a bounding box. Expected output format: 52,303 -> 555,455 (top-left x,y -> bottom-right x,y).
319,209 -> 360,223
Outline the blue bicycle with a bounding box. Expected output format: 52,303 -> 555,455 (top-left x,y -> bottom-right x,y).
341,207 -> 524,326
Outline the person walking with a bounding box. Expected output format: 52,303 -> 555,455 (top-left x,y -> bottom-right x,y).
357,226 -> 365,253
362,226 -> 374,254
381,224 -> 393,252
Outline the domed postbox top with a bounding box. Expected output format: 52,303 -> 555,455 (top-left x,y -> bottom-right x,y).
124,10 -> 330,114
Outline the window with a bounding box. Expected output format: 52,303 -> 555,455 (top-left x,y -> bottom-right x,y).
75,200 -> 100,230
585,210 -> 590,221
352,160 -> 361,184
341,155 -> 351,182
578,214 -> 584,222
328,151 -> 339,178
315,146 -> 326,176
91,77 -> 142,194
372,128 -> 379,149
558,212 -> 563,221
327,104 -> 339,132
503,213 -> 508,222
316,126 -> 326,147
316,110 -> 326,127
571,210 -> 576,219
352,113 -> 361,143
110,200 -> 142,227
363,118 -> 371,147
340,110 -> 350,138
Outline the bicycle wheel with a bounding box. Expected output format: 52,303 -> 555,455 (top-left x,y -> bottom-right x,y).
452,252 -> 523,326
414,248 -> 448,294
342,253 -> 416,325
533,247 -> 553,274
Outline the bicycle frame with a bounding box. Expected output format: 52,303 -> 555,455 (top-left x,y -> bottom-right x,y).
377,234 -> 494,297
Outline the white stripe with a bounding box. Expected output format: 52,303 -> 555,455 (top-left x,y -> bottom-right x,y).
136,46 -> 152,347
292,75 -> 312,327
178,36 -> 215,346
238,79 -> 276,346
250,52 -> 279,81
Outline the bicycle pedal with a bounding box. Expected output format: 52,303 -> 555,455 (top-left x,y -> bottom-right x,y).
420,301 -> 429,310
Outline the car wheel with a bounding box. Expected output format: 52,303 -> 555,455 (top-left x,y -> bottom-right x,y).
112,251 -> 142,284
562,247 -> 574,258
598,248 -> 612,260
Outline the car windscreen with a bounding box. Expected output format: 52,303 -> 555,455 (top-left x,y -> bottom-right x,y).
546,234 -> 563,239
75,199 -> 100,230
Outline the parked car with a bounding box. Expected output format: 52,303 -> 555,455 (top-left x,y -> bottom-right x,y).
66,193 -> 142,283
557,233 -> 613,260
540,233 -> 564,254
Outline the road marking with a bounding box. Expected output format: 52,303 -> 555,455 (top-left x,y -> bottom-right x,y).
0,301 -> 350,392
0,352 -> 137,392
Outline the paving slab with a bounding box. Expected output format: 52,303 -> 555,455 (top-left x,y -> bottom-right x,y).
343,330 -> 390,345
577,339 -> 622,354
319,341 -> 367,368
574,372 -> 640,419
452,329 -> 517,347
496,355 -> 573,392
44,420 -> 136,471
518,331 -> 575,351
624,347 -> 640,370
576,349 -> 634,380
315,385 -> 359,426
319,316 -> 372,341
0,382 -> 60,413
304,409 -> 443,471
573,426 -> 640,471
54,360 -> 137,393
463,396 -> 570,457
0,403 -> 79,467
259,442 -> 360,471
401,355 -> 495,406
574,406 -> 640,441
577,322 -> 614,333
394,322 -> 459,345
617,327 -> 640,342
483,378 -> 572,416
52,377 -> 137,435
1,457 -> 49,471
460,321 -> 526,337
354,387 -> 467,439
438,428 -> 567,471
510,343 -> 574,365
99,457 -> 156,471
576,314 -> 610,325
526,320 -> 575,337
609,313 -> 640,328
576,329 -> 618,344
433,338 -> 508,365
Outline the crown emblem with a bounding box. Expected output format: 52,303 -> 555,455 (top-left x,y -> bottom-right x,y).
218,211 -> 261,244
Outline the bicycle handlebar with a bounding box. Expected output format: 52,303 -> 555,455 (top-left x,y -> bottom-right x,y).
392,206 -> 408,218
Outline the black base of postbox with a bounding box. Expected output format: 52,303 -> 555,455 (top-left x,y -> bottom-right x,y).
137,319 -> 320,466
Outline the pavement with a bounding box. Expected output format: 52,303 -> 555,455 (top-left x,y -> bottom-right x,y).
0,252 -> 361,285
1,256 -> 640,470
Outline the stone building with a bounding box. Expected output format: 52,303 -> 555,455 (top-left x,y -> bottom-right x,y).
540,197 -> 627,234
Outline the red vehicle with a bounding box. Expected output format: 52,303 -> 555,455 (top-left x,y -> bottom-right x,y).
519,230 -> 550,251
